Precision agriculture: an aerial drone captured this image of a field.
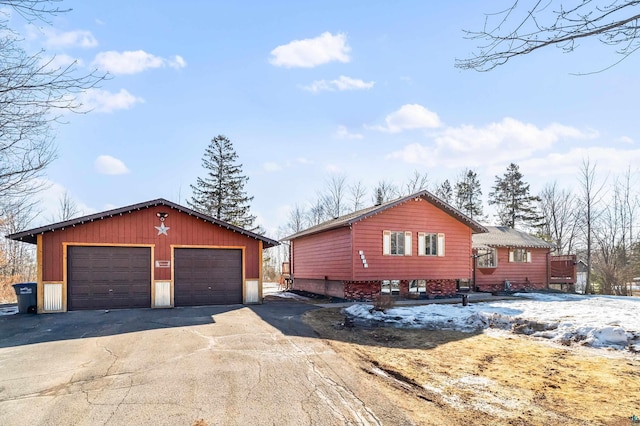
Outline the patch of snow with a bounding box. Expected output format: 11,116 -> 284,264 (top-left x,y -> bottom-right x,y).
271,291 -> 312,301
344,293 -> 640,353
0,305 -> 18,316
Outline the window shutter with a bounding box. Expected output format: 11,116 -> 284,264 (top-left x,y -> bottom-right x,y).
509,250 -> 514,262
418,232 -> 425,256
526,251 -> 532,263
383,231 -> 391,255
404,231 -> 412,256
437,233 -> 445,257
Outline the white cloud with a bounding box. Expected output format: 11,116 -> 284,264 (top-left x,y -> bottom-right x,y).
269,32 -> 350,68
42,28 -> 98,49
92,50 -> 187,75
94,155 -> 130,175
618,136 -> 634,144
79,88 -> 144,113
387,117 -> 597,169
335,125 -> 363,140
325,164 -> 341,173
263,162 -> 282,172
521,146 -> 640,179
302,76 -> 374,93
369,104 -> 442,133
296,157 -> 312,165
170,55 -> 187,69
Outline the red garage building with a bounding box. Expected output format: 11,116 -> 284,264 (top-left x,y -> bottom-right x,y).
7,199 -> 278,313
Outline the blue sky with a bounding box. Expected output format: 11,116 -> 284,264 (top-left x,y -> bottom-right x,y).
11,1 -> 640,236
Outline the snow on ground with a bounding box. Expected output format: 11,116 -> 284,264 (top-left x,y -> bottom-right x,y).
345,293 -> 640,353
0,305 -> 18,316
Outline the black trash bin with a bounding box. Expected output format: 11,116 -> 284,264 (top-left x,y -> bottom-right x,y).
12,282 -> 37,314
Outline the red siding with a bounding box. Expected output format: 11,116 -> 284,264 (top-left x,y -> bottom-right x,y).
42,206 -> 261,281
351,198 -> 473,281
291,227 -> 352,280
475,247 -> 550,291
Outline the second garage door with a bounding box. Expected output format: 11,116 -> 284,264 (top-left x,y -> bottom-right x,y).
174,248 -> 243,306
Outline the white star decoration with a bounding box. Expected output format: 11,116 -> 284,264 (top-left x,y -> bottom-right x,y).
155,223 -> 170,236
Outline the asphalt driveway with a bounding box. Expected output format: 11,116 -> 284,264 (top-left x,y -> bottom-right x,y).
0,301 -> 411,425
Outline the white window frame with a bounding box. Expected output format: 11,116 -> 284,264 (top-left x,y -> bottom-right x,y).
476,248 -> 498,268
418,232 -> 445,257
409,279 -> 426,293
381,279 -> 401,295
509,248 -> 531,263
383,230 -> 412,256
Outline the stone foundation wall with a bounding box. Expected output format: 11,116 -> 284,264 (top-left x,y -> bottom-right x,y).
476,279 -> 546,293
425,279 -> 458,297
344,279 -> 460,301
344,282 -> 381,301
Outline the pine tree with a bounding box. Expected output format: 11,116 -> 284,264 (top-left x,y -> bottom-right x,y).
454,169 -> 483,219
488,163 -> 542,229
188,135 -> 260,232
435,179 -> 453,204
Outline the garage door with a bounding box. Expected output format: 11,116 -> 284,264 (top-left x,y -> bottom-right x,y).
67,246 -> 151,310
174,248 -> 242,306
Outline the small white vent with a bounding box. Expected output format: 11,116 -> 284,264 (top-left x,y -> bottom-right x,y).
155,281 -> 171,307
245,280 -> 259,304
44,283 -> 63,311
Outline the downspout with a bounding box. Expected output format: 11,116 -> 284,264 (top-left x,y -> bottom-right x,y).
546,250 -> 550,289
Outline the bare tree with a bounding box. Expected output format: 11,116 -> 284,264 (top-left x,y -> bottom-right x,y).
349,180 -> 368,211
307,198 -> 326,226
457,1 -> 640,73
372,179 -> 399,205
285,204 -> 307,234
538,182 -> 578,254
49,190 -> 81,222
0,197 -> 38,281
320,174 -> 348,219
403,170 -> 429,195
577,158 -> 607,294
592,177 -> 637,295
1,1 -> 106,200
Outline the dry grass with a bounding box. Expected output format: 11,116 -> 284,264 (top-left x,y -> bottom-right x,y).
304,308 -> 640,426
371,294 -> 395,311
0,278 -> 17,304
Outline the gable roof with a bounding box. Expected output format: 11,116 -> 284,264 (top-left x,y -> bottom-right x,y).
283,190 -> 487,240
472,226 -> 555,249
6,198 -> 279,248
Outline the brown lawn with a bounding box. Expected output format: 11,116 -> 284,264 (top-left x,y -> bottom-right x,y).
303,307 -> 640,426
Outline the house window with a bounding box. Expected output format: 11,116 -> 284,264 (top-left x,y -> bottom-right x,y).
381,280 -> 400,295
422,233 -> 438,256
476,248 -> 497,268
510,248 -> 531,263
390,232 -> 405,255
383,231 -> 412,256
418,232 -> 445,256
409,279 -> 426,293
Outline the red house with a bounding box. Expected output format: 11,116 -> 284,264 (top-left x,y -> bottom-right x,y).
472,226 -> 555,292
7,199 -> 278,313
284,191 -> 487,301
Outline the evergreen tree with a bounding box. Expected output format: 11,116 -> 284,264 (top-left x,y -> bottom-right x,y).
435,179 -> 453,204
188,135 -> 260,232
454,169 -> 483,219
488,163 -> 542,229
